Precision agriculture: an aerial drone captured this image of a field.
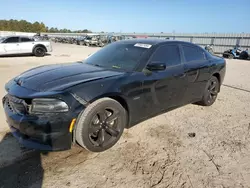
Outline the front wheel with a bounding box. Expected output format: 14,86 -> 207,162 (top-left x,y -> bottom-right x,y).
75,98 -> 127,152
197,76 -> 220,106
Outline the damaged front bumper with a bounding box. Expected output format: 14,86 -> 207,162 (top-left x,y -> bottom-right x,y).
2,81 -> 85,151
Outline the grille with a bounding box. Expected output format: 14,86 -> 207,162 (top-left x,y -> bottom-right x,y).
4,94 -> 28,115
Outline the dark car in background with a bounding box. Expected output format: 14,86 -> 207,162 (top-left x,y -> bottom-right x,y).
2,39 -> 226,152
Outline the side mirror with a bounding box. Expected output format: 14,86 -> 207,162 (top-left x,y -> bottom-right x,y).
146,62 -> 166,71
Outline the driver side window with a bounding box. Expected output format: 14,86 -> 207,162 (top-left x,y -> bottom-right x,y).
150,45 -> 181,67
4,37 -> 19,43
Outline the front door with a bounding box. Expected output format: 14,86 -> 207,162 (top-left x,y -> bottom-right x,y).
141,44 -> 187,117
2,37 -> 20,54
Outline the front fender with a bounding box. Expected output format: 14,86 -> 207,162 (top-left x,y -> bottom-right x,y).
32,44 -> 47,52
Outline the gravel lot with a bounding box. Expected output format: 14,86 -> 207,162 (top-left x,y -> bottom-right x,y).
0,43 -> 250,188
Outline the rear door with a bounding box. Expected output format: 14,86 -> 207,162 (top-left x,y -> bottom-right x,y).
181,44 -> 211,103
142,44 -> 187,117
2,37 -> 20,54
19,37 -> 35,53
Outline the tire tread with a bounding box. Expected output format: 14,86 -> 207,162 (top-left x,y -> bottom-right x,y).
75,97 -> 126,152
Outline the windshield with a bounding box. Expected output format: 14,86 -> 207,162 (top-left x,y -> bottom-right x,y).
83,42 -> 150,71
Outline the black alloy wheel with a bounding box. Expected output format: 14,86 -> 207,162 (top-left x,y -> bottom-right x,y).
34,47 -> 46,57
207,79 -> 219,104
88,108 -> 121,147
197,76 -> 220,106
76,98 -> 127,152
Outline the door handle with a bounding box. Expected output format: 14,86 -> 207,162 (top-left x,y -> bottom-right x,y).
174,73 -> 186,78
187,71 -> 197,76
16,44 -> 19,46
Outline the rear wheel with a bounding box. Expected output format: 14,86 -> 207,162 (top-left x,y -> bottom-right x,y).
197,76 -> 220,106
239,51 -> 249,60
33,46 -> 46,57
75,98 -> 127,152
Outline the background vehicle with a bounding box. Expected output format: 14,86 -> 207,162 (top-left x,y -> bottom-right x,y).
0,36 -> 52,57
3,39 -> 226,153
239,48 -> 249,60
84,35 -> 105,47
76,36 -> 87,45
205,44 -> 214,55
82,35 -> 93,46
107,34 -> 126,43
223,46 -> 249,59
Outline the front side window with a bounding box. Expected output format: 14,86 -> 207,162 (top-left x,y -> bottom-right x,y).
150,45 -> 181,67
4,37 -> 19,43
182,45 -> 206,62
84,42 -> 150,71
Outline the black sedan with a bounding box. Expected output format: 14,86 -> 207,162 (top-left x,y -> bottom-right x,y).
2,39 -> 226,152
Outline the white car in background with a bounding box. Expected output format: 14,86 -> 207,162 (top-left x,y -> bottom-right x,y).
0,36 -> 52,57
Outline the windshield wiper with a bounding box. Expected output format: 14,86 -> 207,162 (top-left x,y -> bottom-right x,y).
112,65 -> 121,69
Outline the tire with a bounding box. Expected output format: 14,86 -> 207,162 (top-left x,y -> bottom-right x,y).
75,97 -> 127,152
196,76 -> 220,106
239,51 -> 249,60
33,46 -> 46,57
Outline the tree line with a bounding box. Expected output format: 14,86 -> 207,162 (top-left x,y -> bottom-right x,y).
0,19 -> 92,33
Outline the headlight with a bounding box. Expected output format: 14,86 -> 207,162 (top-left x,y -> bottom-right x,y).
30,98 -> 69,113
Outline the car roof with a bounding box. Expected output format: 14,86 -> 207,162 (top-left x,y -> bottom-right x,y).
4,35 -> 33,38
115,38 -> 196,46
115,38 -> 166,45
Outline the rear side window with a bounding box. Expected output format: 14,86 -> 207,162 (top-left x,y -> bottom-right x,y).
182,45 -> 206,62
4,37 -> 19,43
20,37 -> 34,42
150,45 -> 181,67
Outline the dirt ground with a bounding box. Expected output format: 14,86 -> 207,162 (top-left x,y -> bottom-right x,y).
0,43 -> 250,188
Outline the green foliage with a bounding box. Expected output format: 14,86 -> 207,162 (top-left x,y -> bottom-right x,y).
0,19 -> 92,33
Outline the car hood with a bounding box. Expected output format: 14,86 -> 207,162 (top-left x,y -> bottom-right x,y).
12,62 -> 124,91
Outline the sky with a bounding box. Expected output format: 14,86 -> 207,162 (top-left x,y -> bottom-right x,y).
0,0 -> 249,33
